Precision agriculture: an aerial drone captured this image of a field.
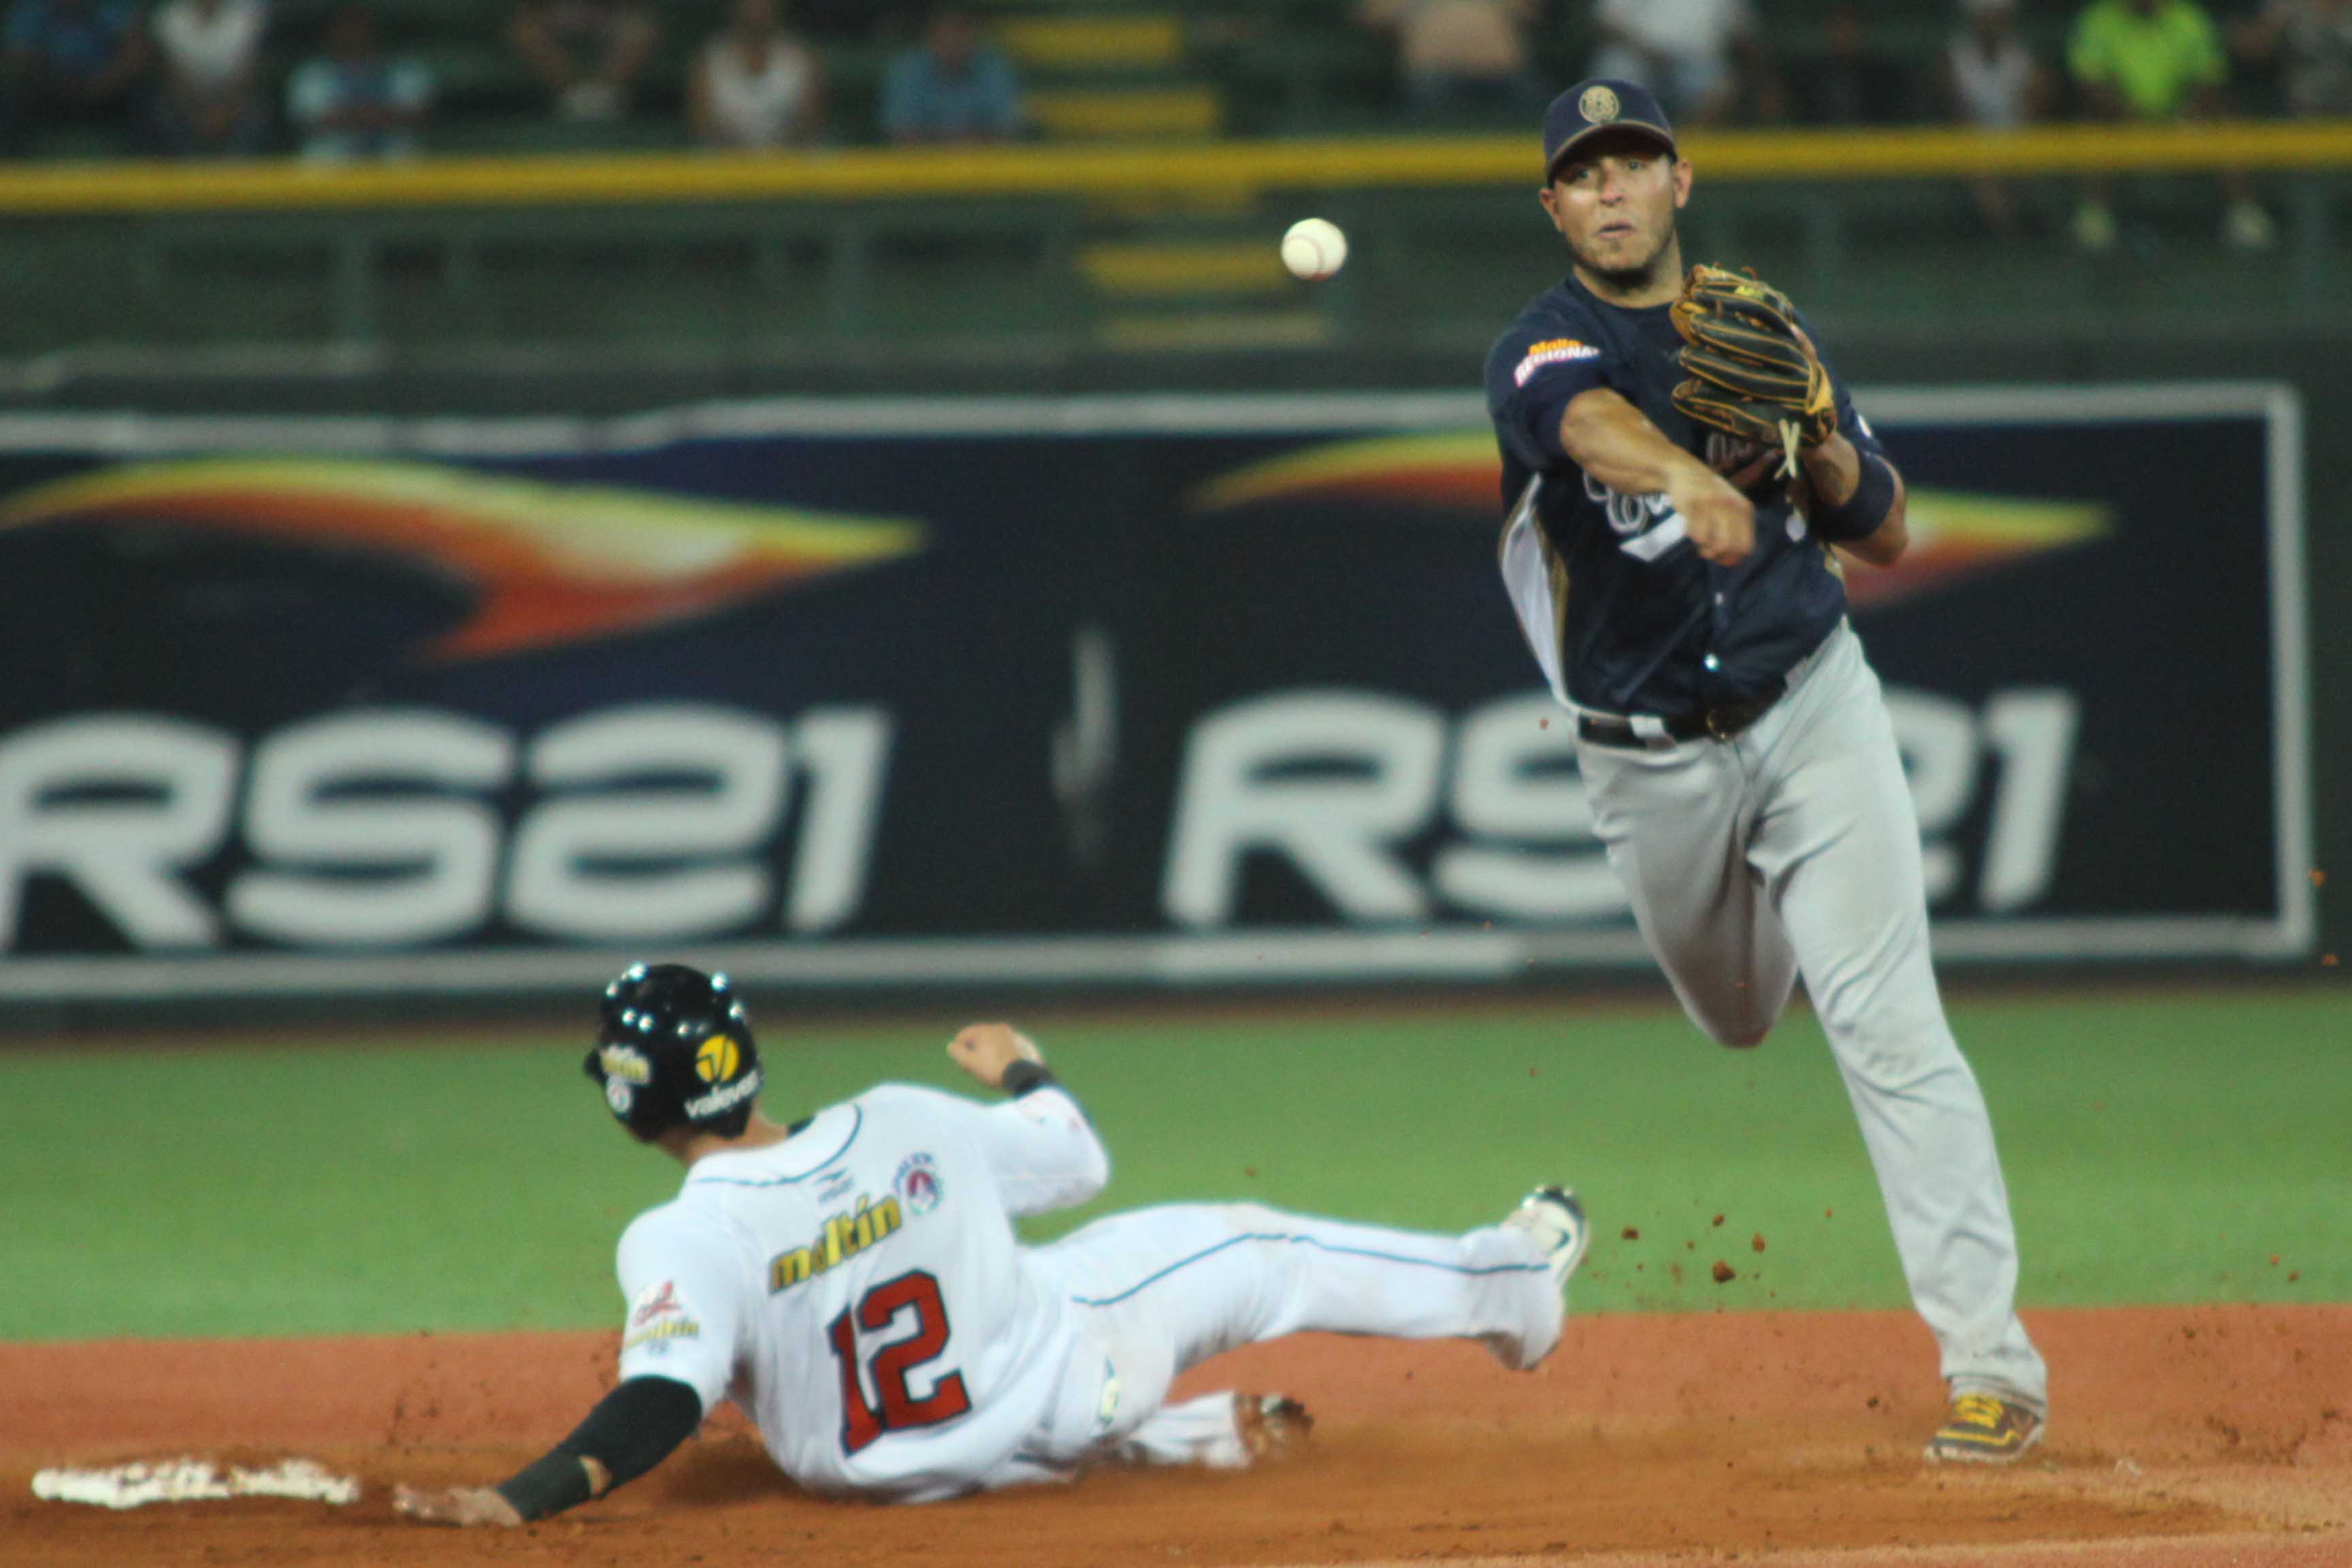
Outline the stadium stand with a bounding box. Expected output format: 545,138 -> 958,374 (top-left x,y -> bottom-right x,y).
0,1 -> 2342,366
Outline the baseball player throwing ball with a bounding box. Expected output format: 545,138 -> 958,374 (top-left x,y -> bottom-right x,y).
1482,80 -> 2048,1463
395,964 -> 1586,1523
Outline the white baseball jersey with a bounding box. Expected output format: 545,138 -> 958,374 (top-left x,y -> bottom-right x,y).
613,1081 -> 1109,1502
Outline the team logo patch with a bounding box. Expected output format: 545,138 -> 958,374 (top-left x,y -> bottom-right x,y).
625,1278 -> 705,1348
1580,85 -> 1620,124
605,1079 -> 636,1116
895,1153 -> 946,1215
1514,338 -> 1603,387
631,1280 -> 688,1328
625,1279 -> 696,1344
694,1034 -> 741,1084
622,1319 -> 701,1352
598,1045 -> 652,1085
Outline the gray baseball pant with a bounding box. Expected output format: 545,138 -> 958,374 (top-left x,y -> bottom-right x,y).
1574,619 -> 2048,1409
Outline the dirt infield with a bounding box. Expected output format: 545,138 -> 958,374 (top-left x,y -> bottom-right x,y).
6,1305 -> 2347,1568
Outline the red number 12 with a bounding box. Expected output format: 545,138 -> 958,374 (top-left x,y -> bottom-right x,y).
826,1269 -> 972,1455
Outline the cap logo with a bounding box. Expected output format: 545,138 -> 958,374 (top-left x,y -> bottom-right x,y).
695,1034 -> 741,1084
1580,85 -> 1620,123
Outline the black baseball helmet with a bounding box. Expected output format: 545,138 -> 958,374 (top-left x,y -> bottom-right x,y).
583,963 -> 764,1141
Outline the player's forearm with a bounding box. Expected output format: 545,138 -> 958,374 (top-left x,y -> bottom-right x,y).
493,1375 -> 704,1522
1802,434 -> 1908,566
1837,501 -> 1908,567
1801,430 -> 1860,506
988,1085 -> 1112,1214
1558,388 -> 1716,498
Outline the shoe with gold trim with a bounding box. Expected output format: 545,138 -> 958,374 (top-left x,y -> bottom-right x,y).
1923,1391 -> 2044,1465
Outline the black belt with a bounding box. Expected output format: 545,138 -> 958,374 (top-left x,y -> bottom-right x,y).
1577,691 -> 1780,748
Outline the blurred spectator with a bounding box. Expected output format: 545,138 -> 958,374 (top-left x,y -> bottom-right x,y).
286,3 -> 429,162
881,5 -> 1023,143
1799,1 -> 1913,124
690,0 -> 824,149
1,0 -> 150,151
1354,0 -> 1541,118
149,0 -> 268,156
508,0 -> 658,123
2233,0 -> 2352,116
1588,0 -> 1782,125
2068,0 -> 2225,118
1947,0 -> 2051,126
1942,0 -> 2053,232
2067,0 -> 2270,249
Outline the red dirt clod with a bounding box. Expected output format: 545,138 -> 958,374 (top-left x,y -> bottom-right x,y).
1621,1227 -> 1640,1241
1712,1214 -> 1725,1228
1712,1261 -> 1737,1284
1752,1234 -> 1767,1253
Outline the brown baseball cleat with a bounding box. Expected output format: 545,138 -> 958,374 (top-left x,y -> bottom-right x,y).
1923,1391 -> 2044,1465
1236,1394 -> 1314,1463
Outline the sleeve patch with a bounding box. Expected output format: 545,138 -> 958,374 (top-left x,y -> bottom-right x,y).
623,1279 -> 702,1350
1514,338 -> 1603,387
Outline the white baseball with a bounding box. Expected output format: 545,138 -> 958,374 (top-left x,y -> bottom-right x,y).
1281,217 -> 1348,281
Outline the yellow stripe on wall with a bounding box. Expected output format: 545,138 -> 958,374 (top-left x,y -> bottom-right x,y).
1079,241 -> 1292,295
996,16 -> 1183,70
1,122 -> 2347,215
1028,88 -> 1224,140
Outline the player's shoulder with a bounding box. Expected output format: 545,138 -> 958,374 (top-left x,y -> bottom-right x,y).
619,1193 -> 742,1263
1489,280 -> 1604,359
1487,282 -> 1612,393
853,1081 -> 983,1127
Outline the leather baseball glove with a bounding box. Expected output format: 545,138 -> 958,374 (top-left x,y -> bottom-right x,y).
1669,264 -> 1837,478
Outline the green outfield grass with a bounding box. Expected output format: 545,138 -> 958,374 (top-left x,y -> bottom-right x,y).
3,987 -> 2346,1342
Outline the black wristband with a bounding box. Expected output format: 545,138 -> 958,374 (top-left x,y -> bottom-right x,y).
493,1452 -> 593,1523
1001,1060 -> 1059,1098
1810,451 -> 1898,543
494,1376 -> 704,1522
556,1375 -> 705,1488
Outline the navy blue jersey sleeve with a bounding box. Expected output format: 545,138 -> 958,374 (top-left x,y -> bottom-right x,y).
1485,311 -> 1615,473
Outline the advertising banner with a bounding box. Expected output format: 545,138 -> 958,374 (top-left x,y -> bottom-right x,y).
0,387 -> 2310,998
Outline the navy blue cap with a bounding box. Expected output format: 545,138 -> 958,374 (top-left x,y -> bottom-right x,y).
1541,79 -> 1676,182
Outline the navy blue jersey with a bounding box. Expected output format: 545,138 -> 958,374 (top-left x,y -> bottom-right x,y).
1484,271 -> 1889,717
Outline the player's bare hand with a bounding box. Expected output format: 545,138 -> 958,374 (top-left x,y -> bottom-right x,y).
1671,462 -> 1754,566
949,1023 -> 1044,1089
393,1484 -> 525,1528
